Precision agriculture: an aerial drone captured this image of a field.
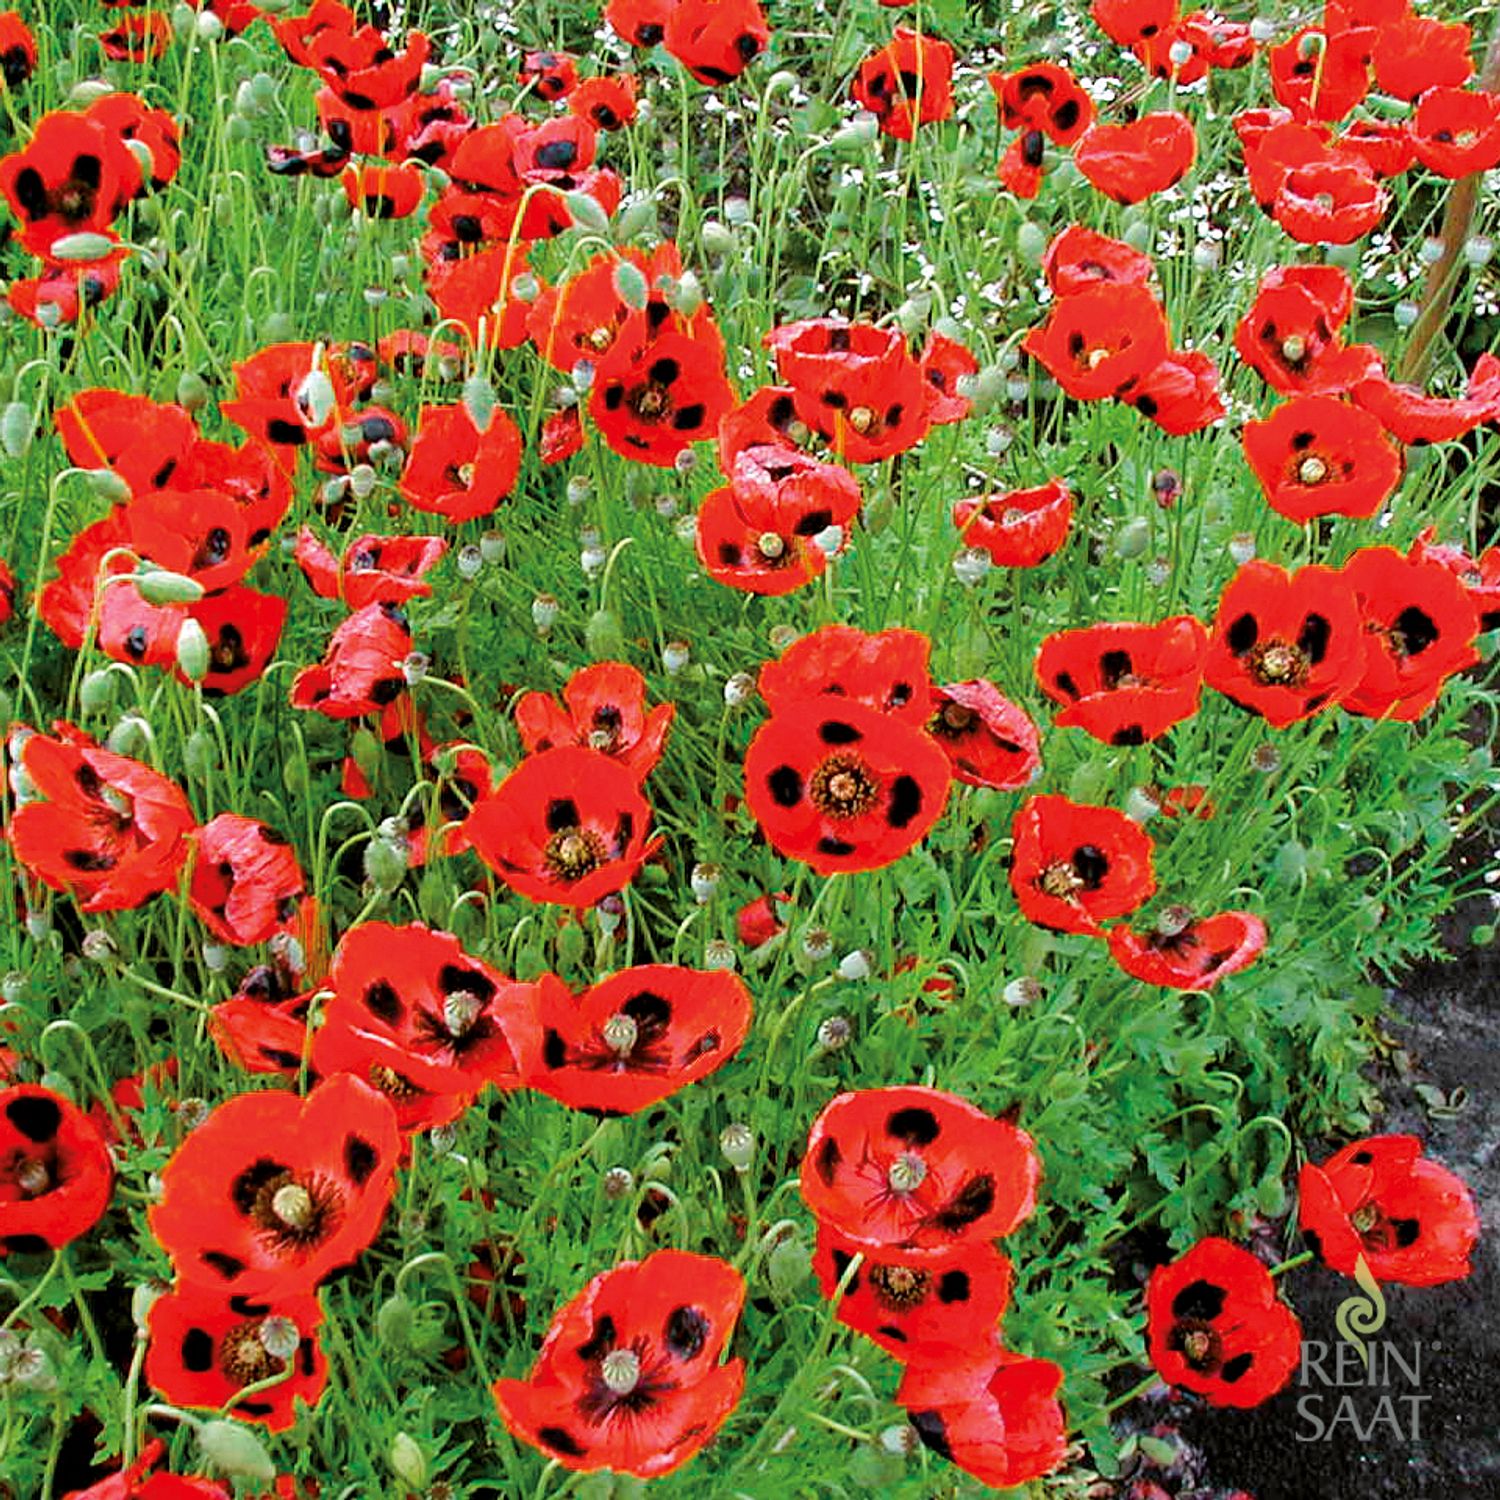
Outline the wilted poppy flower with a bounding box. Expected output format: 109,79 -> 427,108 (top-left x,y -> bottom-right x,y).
1120,350 -> 1225,434
800,1086 -> 1041,1258
954,479 -> 1074,567
0,1085 -> 114,1254
62,1437 -> 230,1499
592,329 -> 736,468
1352,370 -> 1497,445
662,0 -> 770,88
321,921 -> 545,1096
1010,795 -> 1154,935
0,109 -> 136,257
758,623 -> 934,724
570,75 -> 639,131
1037,616 -> 1207,744
698,445 -> 863,595
493,1250 -> 746,1477
146,1285 -> 326,1431
745,697 -> 950,874
209,968 -> 315,1077
1042,224 -> 1153,297
1273,155 -> 1385,244
898,1350 -> 1068,1488
737,891 -> 792,948
189,815 -> 306,947
150,1073 -> 400,1296
515,661 -> 674,781
400,402 -> 523,522
528,964 -> 752,1115
1269,26 -> 1371,123
1023,283 -> 1170,399
295,528 -> 447,609
291,602 -> 411,718
1147,1238 -> 1301,1407
814,1224 -> 1013,1360
1339,546 -> 1479,721
990,63 -> 1094,145
1298,1136 -> 1478,1287
1074,112 -> 1196,203
852,28 -> 956,141
1204,560 -> 1365,726
1409,86 -> 1500,178
1243,394 -> 1402,523
1408,529 -> 1500,632
467,746 -> 659,907
0,12 -> 36,88
927,681 -> 1040,789
1108,910 -> 1267,990
7,729 -> 196,912
185,587 -> 288,698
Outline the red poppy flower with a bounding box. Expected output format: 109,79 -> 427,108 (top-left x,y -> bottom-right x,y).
1409,529 -> 1500,633
467,746 -> 659,907
1410,86 -> 1500,177
0,12 -> 36,89
403,743 -> 495,866
312,1022 -> 470,1137
1234,266 -> 1379,395
320,920 -> 545,1097
1160,784 -> 1215,820
100,12 -> 172,62
340,161 -> 424,218
0,110 -> 137,257
221,343 -> 353,452
591,329 -> 735,468
388,81 -> 472,169
698,445 -> 862,596
1373,18 -> 1474,102
1239,116 -> 1337,208
1298,1136 -> 1478,1287
528,964 -> 752,1115
150,1074 -> 400,1296
746,698 -> 950,875
1269,26 -> 1371,122
919,333 -> 977,424
662,0 -> 770,87
1351,370 -> 1496,445
758,627 -> 935,726
7,729 -> 196,912
1037,616 -> 1207,745
1074,112 -> 1196,203
188,437 -> 294,547
1339,546 -> 1479,721
425,241 -> 537,342
852,28 -> 956,141
188,815 -> 306,947
1120,350 -> 1225,435
605,0 -> 670,47
494,1250 -> 745,1478
764,319 -> 932,464
55,388 -> 197,497
272,0 -> 355,66
85,92 -> 181,192
1010,795 -> 1154,935
399,402 -> 522,522
1243,394 -> 1402,523
0,1085 -> 113,1254
146,1285 -> 326,1431
181,587 -> 287,698
1147,1238 -> 1302,1407
1023,283 -> 1171,399
295,528 -> 447,609
1336,117 -> 1416,178
515,662 -> 674,781
989,63 -> 1094,145
1274,155 -> 1385,244
1042,224 -> 1154,298
528,245 -> 679,371
291,602 -> 411,719
927,681 -> 1041,789
953,479 -> 1073,566
800,1087 -> 1041,1259
7,258 -> 123,327
718,385 -> 814,466
1091,0 -> 1176,47
570,75 -> 638,131
813,1224 -> 1012,1360
1205,560 -> 1365,725
126,487 -> 255,593
62,1437 -> 230,1499
996,129 -> 1047,197
897,1350 -> 1068,1488
37,511 -> 132,653
210,969 -> 314,1077
1135,13 -> 1255,84
0,557 -> 14,627
308,23 -> 429,110
521,48 -> 578,100
1109,910 -> 1267,990
737,891 -> 791,948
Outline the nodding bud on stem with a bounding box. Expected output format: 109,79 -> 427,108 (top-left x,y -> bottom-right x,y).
137,568 -> 205,605
175,619 -> 210,682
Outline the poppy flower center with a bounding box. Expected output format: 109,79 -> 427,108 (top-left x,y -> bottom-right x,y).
219,1319 -> 284,1386
99,784 -> 135,825
57,182 -> 97,221
1180,1325 -> 1218,1371
545,827 -> 608,882
600,1347 -> 641,1395
632,384 -> 671,421
847,406 -> 876,433
1351,1202 -> 1380,1233
1039,860 -> 1084,898
272,1182 -> 314,1228
369,1063 -> 421,1099
933,702 -> 977,736
443,990 -> 483,1037
602,1013 -> 639,1055
15,1156 -> 52,1198
809,754 -> 879,819
757,531 -> 786,560
1247,639 -> 1309,686
1280,335 -> 1308,366
1297,455 -> 1329,485
249,1169 -> 339,1249
869,1261 -> 931,1310
587,326 -> 615,353
888,1151 -> 928,1194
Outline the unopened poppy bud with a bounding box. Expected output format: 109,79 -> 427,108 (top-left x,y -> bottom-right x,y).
0,402 -> 33,457
79,669 -> 116,716
690,863 -> 721,903
390,1434 -> 428,1491
376,1293 -> 416,1346
533,593 -> 560,633
704,938 -> 737,971
1114,516 -> 1151,559
480,529 -> 506,563
136,567 -> 205,606
662,640 -> 690,675
23,911 -> 49,942
82,465 -> 132,505
724,672 -> 755,706
131,1281 -> 167,1334
1126,785 -> 1163,822
196,8 -> 225,40
50,232 -> 119,263
613,192 -> 658,241
831,112 -> 880,152
1003,976 -> 1042,1007
953,547 -> 991,586
603,1165 -> 635,1199
202,941 -> 229,973
196,1421 -> 275,1482
816,1015 -> 853,1052
587,608 -> 625,658
107,715 -> 149,756
612,260 -> 649,310
297,368 -> 336,429
2,972 -> 25,1004
721,1122 -> 754,1173
462,374 -> 496,432
673,270 -> 705,317
595,893 -> 625,937
1257,1176 -> 1288,1217
81,929 -> 118,964
1228,532 -> 1256,565
176,619 -> 211,682
364,835 -> 408,892
837,949 -> 873,981
700,219 -> 735,258
802,927 -> 833,962
566,191 -> 612,235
